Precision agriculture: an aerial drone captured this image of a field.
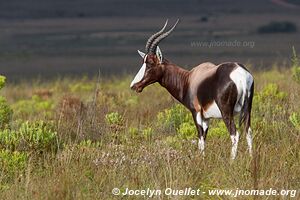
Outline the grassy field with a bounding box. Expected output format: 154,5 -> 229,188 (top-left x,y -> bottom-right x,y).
0,63 -> 299,199
0,1 -> 299,199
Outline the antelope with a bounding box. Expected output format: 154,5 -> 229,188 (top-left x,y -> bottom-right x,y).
130,20 -> 254,159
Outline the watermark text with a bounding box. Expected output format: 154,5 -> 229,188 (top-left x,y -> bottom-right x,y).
112,187 -> 298,198
191,40 -> 255,48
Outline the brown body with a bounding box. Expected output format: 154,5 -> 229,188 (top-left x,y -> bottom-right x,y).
130,20 -> 254,159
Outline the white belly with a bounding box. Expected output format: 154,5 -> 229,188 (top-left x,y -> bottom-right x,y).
203,101 -> 222,119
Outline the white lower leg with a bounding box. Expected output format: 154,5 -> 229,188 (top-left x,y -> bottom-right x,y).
230,132 -> 240,160
246,127 -> 253,156
198,136 -> 205,155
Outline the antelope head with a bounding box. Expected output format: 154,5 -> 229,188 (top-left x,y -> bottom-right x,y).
130,19 -> 179,93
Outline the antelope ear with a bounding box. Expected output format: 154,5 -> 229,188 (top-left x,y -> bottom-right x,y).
156,46 -> 163,64
137,50 -> 146,58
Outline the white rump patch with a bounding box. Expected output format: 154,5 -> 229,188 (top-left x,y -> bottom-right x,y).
246,127 -> 253,156
130,55 -> 147,88
229,65 -> 253,113
230,131 -> 240,160
202,101 -> 222,119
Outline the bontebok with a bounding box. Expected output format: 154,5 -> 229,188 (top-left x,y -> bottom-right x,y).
130,20 -> 254,159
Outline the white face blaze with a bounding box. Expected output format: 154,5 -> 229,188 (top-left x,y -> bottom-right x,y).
130,55 -> 147,88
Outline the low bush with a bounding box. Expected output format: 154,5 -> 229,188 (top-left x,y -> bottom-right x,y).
0,129 -> 19,151
157,104 -> 191,130
257,21 -> 297,34
177,122 -> 197,140
0,75 -> 5,90
105,112 -> 124,133
19,121 -> 58,152
289,112 -> 300,131
208,121 -> 228,138
254,83 -> 288,121
257,83 -> 287,102
78,139 -> 101,148
142,127 -> 153,140
291,47 -> 300,84
158,104 -> 229,140
0,150 -> 28,178
0,97 -> 13,130
0,75 -> 13,129
0,121 -> 58,153
69,82 -> 94,93
128,127 -> 139,139
12,95 -> 54,119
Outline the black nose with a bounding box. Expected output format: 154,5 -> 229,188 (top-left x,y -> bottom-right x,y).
130,84 -> 137,90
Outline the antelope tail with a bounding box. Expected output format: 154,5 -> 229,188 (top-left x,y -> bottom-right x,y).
239,82 -> 254,127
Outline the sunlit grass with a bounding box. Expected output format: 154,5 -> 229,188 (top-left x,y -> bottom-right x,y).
0,68 -> 299,199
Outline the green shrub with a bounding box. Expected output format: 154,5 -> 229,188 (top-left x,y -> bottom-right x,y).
291,47 -> 300,84
19,121 -> 58,152
142,127 -> 153,140
0,150 -> 28,177
257,21 -> 297,34
128,127 -> 139,138
69,82 -> 94,93
105,112 -> 124,138
257,83 -> 287,102
157,104 -> 191,130
105,112 -> 123,127
12,95 -> 54,118
78,139 -> 101,148
0,75 -> 13,129
177,122 -> 197,140
0,96 -> 13,129
0,121 -> 58,152
0,129 -> 19,151
289,112 -> 300,131
0,75 -> 6,90
208,121 -> 228,138
254,83 -> 288,120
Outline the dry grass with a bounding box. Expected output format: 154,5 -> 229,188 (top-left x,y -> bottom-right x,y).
0,68 -> 299,199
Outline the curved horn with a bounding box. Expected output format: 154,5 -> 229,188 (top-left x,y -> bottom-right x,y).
149,19 -> 179,53
145,20 -> 168,53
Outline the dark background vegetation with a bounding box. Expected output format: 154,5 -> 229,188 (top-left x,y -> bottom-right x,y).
0,0 -> 299,79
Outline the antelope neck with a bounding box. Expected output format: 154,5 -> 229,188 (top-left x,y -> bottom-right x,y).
159,63 -> 190,105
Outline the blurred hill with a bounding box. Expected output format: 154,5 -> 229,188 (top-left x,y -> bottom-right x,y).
0,0 -> 292,19
0,0 -> 299,79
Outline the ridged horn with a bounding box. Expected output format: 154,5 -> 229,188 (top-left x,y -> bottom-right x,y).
145,20 -> 168,53
149,19 -> 179,53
